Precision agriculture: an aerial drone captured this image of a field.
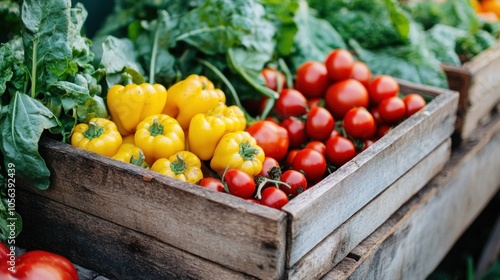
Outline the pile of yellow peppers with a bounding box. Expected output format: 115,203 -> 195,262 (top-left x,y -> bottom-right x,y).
71,74 -> 265,184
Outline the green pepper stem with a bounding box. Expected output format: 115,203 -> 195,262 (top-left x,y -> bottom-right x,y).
149,118 -> 163,136
122,72 -> 134,85
239,142 -> 260,161
130,150 -> 148,168
170,154 -> 187,175
84,122 -> 105,139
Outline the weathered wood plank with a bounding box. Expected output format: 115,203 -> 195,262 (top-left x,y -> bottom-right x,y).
17,191 -> 258,280
20,140 -> 287,280
287,139 -> 451,280
282,81 -> 458,267
323,113 -> 500,280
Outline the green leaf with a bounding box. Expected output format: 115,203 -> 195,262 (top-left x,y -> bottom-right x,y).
0,92 -> 59,190
0,44 -> 14,96
100,36 -> 145,87
261,0 -> 300,56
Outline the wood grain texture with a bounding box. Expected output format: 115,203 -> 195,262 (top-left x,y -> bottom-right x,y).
282,81 -> 458,267
323,113 -> 500,280
16,191 -> 257,280
286,139 -> 451,280
20,139 -> 287,280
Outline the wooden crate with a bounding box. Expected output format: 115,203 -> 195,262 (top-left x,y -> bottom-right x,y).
442,42 -> 500,144
324,112 -> 500,280
16,80 -> 458,279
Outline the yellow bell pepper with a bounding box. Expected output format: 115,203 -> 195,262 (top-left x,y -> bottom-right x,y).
112,143 -> 149,168
107,82 -> 167,136
210,131 -> 265,177
135,114 -> 185,165
163,74 -> 226,130
188,102 -> 247,161
71,118 -> 122,157
151,151 -> 203,184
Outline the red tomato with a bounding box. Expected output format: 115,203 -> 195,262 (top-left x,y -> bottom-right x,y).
259,187 -> 289,209
324,49 -> 354,82
304,141 -> 326,155
280,169 -> 308,197
198,177 -> 225,192
325,79 -> 369,119
349,61 -> 372,87
325,135 -> 357,167
363,139 -> 375,151
0,243 -> 79,280
285,149 -> 299,168
223,169 -> 256,199
378,96 -> 406,124
274,88 -> 308,118
294,61 -> 329,99
280,117 -> 308,149
369,106 -> 384,125
403,93 -> 426,117
375,124 -> 392,139
259,157 -> 281,180
246,120 -> 289,162
292,148 -> 327,182
261,67 -> 286,92
307,98 -> 324,109
368,75 -> 400,105
246,198 -> 261,204
305,106 -> 335,141
343,107 -> 377,140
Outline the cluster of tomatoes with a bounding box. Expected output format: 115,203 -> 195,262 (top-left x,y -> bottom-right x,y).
198,49 -> 428,210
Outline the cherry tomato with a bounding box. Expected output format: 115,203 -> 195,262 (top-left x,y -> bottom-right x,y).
280,117 -> 308,149
259,187 -> 289,210
325,79 -> 369,119
307,98 -> 324,109
375,124 -> 392,139
304,141 -> 326,155
246,120 -> 289,162
368,75 -> 400,105
292,148 -> 327,182
259,157 -> 281,178
198,177 -> 225,193
274,88 -> 308,118
369,106 -> 384,125
261,67 -> 286,92
349,61 -> 372,88
246,198 -> 261,204
294,61 -> 329,99
403,93 -> 427,117
324,49 -> 354,82
305,106 -> 335,141
325,135 -> 356,167
343,107 -> 377,140
378,96 -> 406,124
223,169 -> 256,199
285,149 -> 299,168
280,169 -> 308,197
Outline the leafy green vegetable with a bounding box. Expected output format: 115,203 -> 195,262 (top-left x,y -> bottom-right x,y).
0,171 -> 22,242
0,0 -> 21,43
0,0 -> 107,190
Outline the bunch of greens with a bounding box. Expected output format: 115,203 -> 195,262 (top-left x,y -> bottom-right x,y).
91,0 -> 346,110
0,0 -> 107,190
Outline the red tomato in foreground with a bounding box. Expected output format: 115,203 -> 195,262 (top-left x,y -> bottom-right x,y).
378,96 -> 406,124
343,107 -> 377,140
246,120 -> 289,162
0,243 -> 79,280
274,88 -> 308,118
305,106 -> 335,141
325,135 -> 357,167
403,93 -> 427,117
324,49 -> 354,82
261,67 -> 286,92
285,149 -> 299,168
325,79 -> 369,119
368,75 -> 400,105
280,117 -> 308,149
349,61 -> 372,88
292,149 -> 327,182
198,177 -> 225,192
223,169 -> 256,199
280,169 -> 308,197
294,61 -> 329,99
304,141 -> 326,155
259,187 -> 289,209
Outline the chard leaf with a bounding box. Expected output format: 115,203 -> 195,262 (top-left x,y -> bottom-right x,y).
289,0 -> 346,71
261,0 -> 300,56
100,36 -> 145,87
0,92 -> 59,190
0,44 -> 14,96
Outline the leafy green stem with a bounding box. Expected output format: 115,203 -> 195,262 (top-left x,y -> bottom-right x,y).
30,38 -> 38,99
